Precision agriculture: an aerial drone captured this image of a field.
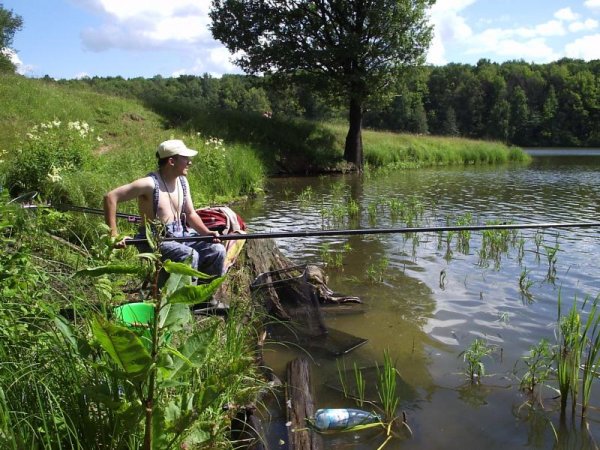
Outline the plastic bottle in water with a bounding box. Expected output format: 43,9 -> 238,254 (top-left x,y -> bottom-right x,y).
313,408 -> 380,431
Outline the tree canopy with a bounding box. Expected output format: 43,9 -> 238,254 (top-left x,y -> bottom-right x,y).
0,3 -> 23,73
210,0 -> 435,170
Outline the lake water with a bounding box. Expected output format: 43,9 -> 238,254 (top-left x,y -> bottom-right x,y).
237,149 -> 600,449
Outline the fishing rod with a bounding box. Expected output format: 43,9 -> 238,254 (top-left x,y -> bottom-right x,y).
125,221 -> 600,244
15,199 -> 600,244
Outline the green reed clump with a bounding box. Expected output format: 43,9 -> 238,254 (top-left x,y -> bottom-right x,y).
297,185 -> 314,204
456,212 -> 473,253
478,220 -> 513,268
556,295 -> 582,416
579,298 -> 600,417
519,268 -> 534,301
460,338 -> 494,384
367,257 -> 389,283
388,198 -> 403,223
347,198 -> 360,219
555,294 -> 600,418
354,362 -> 366,407
318,242 -> 348,269
368,202 -> 378,226
377,350 -> 400,422
518,339 -> 553,397
543,242 -> 559,282
534,231 -> 544,262
516,235 -> 526,264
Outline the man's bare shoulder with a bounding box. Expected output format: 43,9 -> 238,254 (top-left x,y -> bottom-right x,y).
107,174 -> 156,203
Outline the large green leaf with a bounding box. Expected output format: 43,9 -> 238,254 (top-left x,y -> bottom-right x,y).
167,277 -> 225,305
76,264 -> 143,277
91,317 -> 152,381
167,326 -> 218,380
158,303 -> 191,331
164,260 -> 214,279
163,266 -> 192,297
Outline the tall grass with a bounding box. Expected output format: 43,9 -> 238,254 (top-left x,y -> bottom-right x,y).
0,194 -> 266,449
556,294 -> 600,418
357,127 -> 531,168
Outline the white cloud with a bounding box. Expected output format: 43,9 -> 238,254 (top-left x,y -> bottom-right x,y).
427,0 -> 475,64
532,19 -> 567,37
171,47 -> 242,77
1,47 -> 34,75
554,8 -> 579,22
77,0 -> 240,75
584,0 -> 600,10
568,19 -> 599,32
74,72 -> 91,79
80,0 -> 213,51
565,33 -> 600,59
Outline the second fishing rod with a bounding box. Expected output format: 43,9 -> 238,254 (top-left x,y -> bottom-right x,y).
35,202 -> 600,244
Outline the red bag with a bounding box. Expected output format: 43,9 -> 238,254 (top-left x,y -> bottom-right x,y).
197,207 -> 247,233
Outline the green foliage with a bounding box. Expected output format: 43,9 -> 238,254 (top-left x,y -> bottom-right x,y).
4,119 -> 100,199
210,0 -> 435,168
0,4 -> 23,73
460,338 -> 494,384
556,296 -> 582,415
366,256 -> 389,283
377,350 -> 400,422
518,339 -> 553,395
0,194 -> 264,449
555,294 -> 600,417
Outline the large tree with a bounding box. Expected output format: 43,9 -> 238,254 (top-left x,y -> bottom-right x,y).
210,0 -> 435,171
0,3 -> 23,73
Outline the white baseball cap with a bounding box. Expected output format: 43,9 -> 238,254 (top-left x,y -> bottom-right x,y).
157,139 -> 198,158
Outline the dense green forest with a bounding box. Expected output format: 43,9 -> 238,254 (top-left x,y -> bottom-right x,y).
56,57 -> 600,148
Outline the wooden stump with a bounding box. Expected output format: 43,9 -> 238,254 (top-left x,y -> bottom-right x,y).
285,357 -> 323,450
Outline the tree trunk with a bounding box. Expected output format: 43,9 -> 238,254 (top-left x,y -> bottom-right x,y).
286,357 -> 323,450
344,96 -> 364,171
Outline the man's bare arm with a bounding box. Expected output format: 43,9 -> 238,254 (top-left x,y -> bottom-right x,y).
103,177 -> 152,242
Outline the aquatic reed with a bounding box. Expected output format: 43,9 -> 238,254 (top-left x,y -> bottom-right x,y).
367,257 -> 389,283
556,294 -> 582,415
353,362 -> 366,407
518,338 -> 552,397
519,268 -> 534,301
377,350 -> 400,422
460,338 -> 493,384
578,296 -> 600,417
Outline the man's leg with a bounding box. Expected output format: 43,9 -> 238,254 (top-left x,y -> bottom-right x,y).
157,240 -> 200,286
188,241 -> 226,276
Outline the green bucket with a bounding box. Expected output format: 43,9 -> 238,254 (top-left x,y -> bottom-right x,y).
114,303 -> 155,345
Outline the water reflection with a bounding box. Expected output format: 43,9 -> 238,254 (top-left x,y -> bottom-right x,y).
238,152 -> 600,449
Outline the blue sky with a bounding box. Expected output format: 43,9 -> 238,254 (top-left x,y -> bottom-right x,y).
4,0 -> 600,80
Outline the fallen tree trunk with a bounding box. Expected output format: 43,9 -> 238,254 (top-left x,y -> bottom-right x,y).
286,357 -> 323,450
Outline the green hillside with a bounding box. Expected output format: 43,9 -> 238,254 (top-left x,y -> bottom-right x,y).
0,74 -> 529,214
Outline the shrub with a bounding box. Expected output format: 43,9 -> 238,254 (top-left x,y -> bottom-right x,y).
4,120 -> 101,201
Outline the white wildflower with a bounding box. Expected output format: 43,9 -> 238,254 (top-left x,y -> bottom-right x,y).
52,119 -> 61,127
68,121 -> 81,131
96,136 -> 103,142
47,166 -> 62,183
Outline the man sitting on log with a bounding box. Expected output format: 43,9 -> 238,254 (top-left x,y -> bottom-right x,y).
103,139 -> 225,277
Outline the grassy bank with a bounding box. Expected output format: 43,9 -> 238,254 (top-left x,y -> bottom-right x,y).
0,74 -> 529,211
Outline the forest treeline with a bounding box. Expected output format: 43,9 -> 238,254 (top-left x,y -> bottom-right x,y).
57,57 -> 600,147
